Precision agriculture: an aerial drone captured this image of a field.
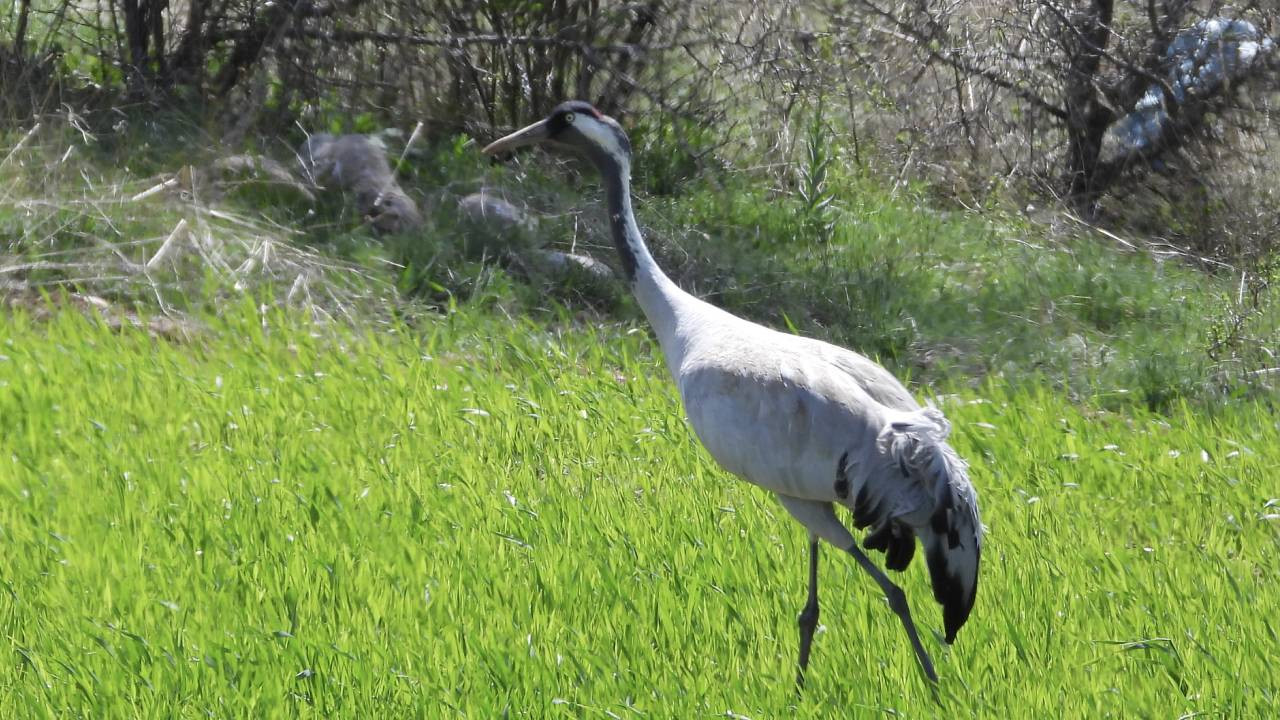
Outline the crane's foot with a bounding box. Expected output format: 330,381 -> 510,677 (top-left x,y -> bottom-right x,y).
844,541 -> 939,684
796,600 -> 820,689
884,585 -> 938,683
795,538 -> 821,691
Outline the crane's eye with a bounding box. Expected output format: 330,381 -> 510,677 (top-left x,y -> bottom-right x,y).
564,112 -> 576,124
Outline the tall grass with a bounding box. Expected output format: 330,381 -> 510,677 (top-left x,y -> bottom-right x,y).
6,119 -> 1277,406
2,306 -> 1277,716
1,121 -> 392,323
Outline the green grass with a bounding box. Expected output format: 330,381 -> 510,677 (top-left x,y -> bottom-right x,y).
7,119 -> 1278,409
2,306 -> 1277,717
391,138 -> 1279,407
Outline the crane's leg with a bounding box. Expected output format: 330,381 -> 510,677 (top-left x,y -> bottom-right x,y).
843,542 -> 939,683
796,536 -> 820,689
776,495 -> 938,684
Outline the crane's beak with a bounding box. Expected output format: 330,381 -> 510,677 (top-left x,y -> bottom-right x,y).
482,119 -> 551,155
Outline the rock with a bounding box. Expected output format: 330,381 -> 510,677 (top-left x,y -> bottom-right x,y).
3,289 -> 112,317
457,192 -> 532,234
103,312 -> 203,342
533,249 -> 615,280
297,133 -> 423,234
455,191 -> 540,258
454,191 -> 614,282
1,288 -> 201,341
1062,333 -> 1087,356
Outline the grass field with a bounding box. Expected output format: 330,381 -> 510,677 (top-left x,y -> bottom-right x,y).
2,305 -> 1277,717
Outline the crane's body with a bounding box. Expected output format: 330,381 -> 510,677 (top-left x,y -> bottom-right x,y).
483,101 -> 982,685
674,310 -> 916,500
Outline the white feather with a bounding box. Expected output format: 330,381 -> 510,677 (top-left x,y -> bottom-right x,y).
575,117 -> 626,162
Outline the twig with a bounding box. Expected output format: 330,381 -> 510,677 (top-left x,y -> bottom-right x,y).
854,3 -> 1070,121
1063,211 -> 1235,269
1,123 -> 42,169
146,218 -> 189,269
394,121 -> 424,172
374,121 -> 425,210
130,177 -> 178,202
207,28 -> 711,55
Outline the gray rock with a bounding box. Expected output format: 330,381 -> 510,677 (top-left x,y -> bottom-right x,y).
535,249 -> 615,280
457,192 -> 532,234
297,133 -> 423,234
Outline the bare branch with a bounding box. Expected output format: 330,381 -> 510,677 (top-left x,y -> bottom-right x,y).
853,0 -> 1070,121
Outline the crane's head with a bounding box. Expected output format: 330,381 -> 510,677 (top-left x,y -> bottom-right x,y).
482,101 -> 631,170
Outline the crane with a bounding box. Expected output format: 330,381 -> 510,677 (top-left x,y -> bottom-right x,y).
482,101 -> 982,685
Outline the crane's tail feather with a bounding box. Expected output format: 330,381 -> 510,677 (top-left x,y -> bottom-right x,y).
877,407 -> 983,644
862,520 -> 916,571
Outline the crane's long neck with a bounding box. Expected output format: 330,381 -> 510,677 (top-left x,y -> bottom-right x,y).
598,153 -> 688,349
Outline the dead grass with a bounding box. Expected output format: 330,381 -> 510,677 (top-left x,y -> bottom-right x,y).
1,120 -> 397,325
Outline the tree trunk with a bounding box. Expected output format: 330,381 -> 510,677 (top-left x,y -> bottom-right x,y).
170,0 -> 210,86
1062,0 -> 1116,214
120,0 -> 150,93
14,0 -> 32,59
147,0 -> 169,80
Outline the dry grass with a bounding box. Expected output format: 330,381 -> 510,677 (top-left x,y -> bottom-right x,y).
1,121 -> 396,325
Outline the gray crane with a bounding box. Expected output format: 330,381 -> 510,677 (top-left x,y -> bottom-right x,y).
482,101 -> 982,685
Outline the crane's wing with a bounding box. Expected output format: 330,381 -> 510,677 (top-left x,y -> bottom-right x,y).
877,407 -> 982,644
792,334 -> 919,412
